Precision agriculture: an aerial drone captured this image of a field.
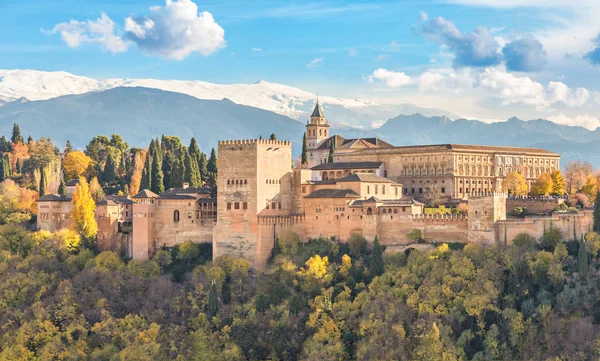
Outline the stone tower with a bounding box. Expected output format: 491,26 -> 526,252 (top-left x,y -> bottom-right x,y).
306,100 -> 330,150
467,191 -> 507,245
213,139 -> 293,269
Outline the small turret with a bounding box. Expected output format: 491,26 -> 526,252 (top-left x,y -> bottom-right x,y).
306,99 -> 330,150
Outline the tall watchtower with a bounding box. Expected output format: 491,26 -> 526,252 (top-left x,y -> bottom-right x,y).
467,191 -> 507,244
306,100 -> 330,150
213,139 -> 293,269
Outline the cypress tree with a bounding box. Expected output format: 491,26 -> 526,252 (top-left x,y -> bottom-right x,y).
206,281 -> 220,317
198,152 -> 208,180
184,151 -> 201,187
15,158 -> 21,174
103,154 -> 116,183
370,236 -> 384,276
151,153 -> 164,194
207,148 -> 218,174
171,157 -> 185,188
327,138 -> 335,163
4,154 -> 11,178
0,154 -> 5,181
27,135 -> 33,144
11,123 -> 23,144
189,137 -> 201,162
578,234 -> 589,277
594,191 -> 600,233
39,167 -> 47,196
58,178 -> 67,197
301,132 -> 308,166
140,151 -> 152,191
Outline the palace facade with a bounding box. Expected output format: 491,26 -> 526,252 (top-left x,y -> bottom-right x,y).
37,102 -> 592,269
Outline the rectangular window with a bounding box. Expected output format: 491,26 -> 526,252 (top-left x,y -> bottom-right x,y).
411,188 -> 415,194
272,202 -> 276,210
278,202 -> 282,209
419,188 -> 422,194
384,170 -> 388,177
227,203 -> 232,210
441,187 -> 445,193
234,202 -> 240,209
382,185 -> 385,195
243,202 -> 248,210
367,186 -> 370,194
302,186 -> 306,193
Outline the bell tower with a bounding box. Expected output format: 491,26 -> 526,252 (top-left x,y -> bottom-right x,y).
306,100 -> 330,149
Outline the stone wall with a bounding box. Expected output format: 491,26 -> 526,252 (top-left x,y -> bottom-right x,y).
506,198 -> 565,215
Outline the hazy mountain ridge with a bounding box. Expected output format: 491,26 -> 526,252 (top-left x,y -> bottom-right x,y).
0,69 -> 458,128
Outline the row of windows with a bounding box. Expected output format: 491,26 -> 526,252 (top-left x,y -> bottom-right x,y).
227,179 -> 247,185
266,179 -> 281,184
403,168 -> 449,176
403,187 -> 446,195
226,202 -> 248,210
365,185 -> 401,196
266,202 -> 282,210
307,128 -> 327,138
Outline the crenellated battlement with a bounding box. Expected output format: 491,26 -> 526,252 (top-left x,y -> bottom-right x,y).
218,139 -> 292,147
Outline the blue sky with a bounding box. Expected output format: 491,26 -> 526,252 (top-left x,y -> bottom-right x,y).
1,0 -> 600,128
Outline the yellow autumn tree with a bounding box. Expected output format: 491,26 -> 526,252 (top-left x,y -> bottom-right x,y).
89,176 -> 105,202
299,255 -> 329,279
581,174 -> 598,202
129,149 -> 147,196
70,177 -> 98,248
531,173 -> 554,196
550,170 -> 566,195
502,171 -> 528,196
62,151 -> 92,180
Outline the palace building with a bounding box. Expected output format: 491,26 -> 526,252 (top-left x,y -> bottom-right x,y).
37,102 -> 592,270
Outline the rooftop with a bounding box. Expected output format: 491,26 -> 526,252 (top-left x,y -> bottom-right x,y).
350,196 -> 423,207
335,143 -> 560,157
311,101 -> 324,118
337,173 -> 397,184
317,135 -> 394,151
132,189 -> 159,199
65,179 -> 80,187
161,187 -> 212,195
311,161 -> 383,171
305,188 -> 360,199
38,194 -> 71,202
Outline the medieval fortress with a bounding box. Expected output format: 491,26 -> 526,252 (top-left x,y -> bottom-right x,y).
37,103 -> 594,269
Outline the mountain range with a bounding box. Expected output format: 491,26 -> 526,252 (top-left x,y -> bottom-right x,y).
0,69 -> 598,167
0,69 -> 458,129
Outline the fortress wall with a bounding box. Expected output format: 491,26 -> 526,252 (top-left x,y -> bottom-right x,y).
506,198 -> 565,214
377,214 -> 469,245
496,210 -> 594,245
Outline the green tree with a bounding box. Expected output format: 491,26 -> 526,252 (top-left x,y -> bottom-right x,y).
140,149 -> 152,191
102,153 -> 117,183
370,236 -> 384,276
58,177 -> 67,197
177,240 -> 199,266
207,148 -> 217,174
15,158 -> 21,174
594,190 -> 600,233
327,138 -> 335,163
184,151 -> 202,187
64,139 -> 73,154
39,166 -> 46,196
301,132 -> 308,166
154,249 -> 172,274
269,133 -> 277,140
578,234 -> 589,277
151,152 -> 164,194
206,281 -> 220,317
11,123 -> 23,144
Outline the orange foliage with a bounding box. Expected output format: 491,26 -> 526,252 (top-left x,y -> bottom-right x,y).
129,149 -> 147,196
10,142 -> 29,171
63,151 -> 92,180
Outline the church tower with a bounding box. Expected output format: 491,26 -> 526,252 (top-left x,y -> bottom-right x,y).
306,100 -> 330,150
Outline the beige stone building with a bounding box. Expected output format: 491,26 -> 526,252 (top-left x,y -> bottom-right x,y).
38,102 -> 590,270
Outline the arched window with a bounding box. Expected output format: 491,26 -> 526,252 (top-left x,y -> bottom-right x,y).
393,209 -> 398,214
367,207 -> 373,215
174,210 -> 180,222
244,179 -> 248,184
322,172 -> 328,180
382,209 -> 387,214
227,180 -> 230,185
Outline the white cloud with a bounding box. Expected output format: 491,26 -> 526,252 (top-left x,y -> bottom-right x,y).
306,57 -> 324,68
546,81 -> 589,107
420,11 -> 428,21
45,13 -> 128,53
546,113 -> 600,130
368,68 -> 412,88
418,68 -> 474,93
124,0 -> 225,60
374,54 -> 388,62
252,47 -> 262,53
349,48 -> 358,56
45,0 -> 225,60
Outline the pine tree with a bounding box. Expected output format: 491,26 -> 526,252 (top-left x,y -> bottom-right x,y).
184,151 -> 201,187
189,137 -> 202,162
151,152 -> 165,194
64,140 -> 73,154
39,166 -> 46,196
198,152 -> 208,181
578,234 -> 589,277
58,177 -> 67,197
269,133 -> 277,140
207,148 -> 218,174
71,177 -> 98,250
594,190 -> 600,233
301,132 -> 308,166
11,123 -> 23,144
15,158 -> 21,174
370,236 -> 384,276
328,138 -> 335,163
27,135 -> 33,144
206,281 -> 220,317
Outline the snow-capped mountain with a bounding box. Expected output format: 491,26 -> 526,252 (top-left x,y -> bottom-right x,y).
0,69 -> 459,128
